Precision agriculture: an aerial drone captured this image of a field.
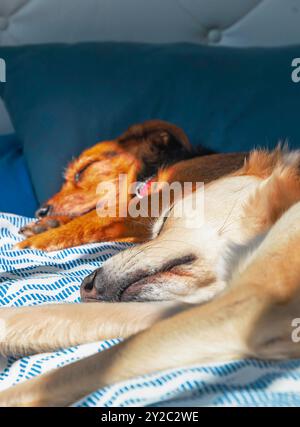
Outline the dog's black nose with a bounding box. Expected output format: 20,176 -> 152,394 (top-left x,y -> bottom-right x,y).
80,267 -> 115,302
35,204 -> 51,218
80,270 -> 100,301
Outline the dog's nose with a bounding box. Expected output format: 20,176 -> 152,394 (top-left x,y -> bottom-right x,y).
35,204 -> 52,218
80,267 -> 116,302
80,269 -> 101,301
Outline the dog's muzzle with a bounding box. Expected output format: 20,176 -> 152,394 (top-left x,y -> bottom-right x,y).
80,265 -> 159,303
80,254 -> 197,303
80,267 -> 121,302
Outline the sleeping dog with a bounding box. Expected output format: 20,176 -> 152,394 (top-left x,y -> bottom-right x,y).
17,119 -> 208,251
1,146 -> 300,406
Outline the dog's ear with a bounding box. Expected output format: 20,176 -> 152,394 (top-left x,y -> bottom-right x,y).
119,120 -> 190,150
118,120 -> 193,167
144,120 -> 191,152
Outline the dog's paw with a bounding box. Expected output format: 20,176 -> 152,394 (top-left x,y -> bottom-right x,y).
19,217 -> 62,238
14,232 -> 64,251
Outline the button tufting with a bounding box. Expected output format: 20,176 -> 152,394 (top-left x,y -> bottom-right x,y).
207,28 -> 222,44
0,17 -> 9,31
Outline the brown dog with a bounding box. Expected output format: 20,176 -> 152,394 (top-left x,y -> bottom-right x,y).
17,120 -> 207,251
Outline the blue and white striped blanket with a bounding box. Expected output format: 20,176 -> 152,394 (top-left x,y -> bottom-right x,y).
1,213 -> 300,407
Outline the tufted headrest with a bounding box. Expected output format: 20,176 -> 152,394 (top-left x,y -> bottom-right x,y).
0,0 -> 300,47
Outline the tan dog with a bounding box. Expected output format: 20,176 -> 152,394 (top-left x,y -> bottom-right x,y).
1,147 -> 300,406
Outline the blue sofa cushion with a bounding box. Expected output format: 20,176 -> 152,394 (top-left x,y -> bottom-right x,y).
0,43 -> 300,204
0,134 -> 37,216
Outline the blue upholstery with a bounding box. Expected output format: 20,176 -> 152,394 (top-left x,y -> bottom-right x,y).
0,134 -> 37,216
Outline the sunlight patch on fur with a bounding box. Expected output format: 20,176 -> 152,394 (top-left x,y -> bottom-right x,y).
217,233 -> 267,285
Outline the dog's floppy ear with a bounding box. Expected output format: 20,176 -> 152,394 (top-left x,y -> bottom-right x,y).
143,120 -> 191,152
118,120 -> 194,175
119,119 -> 190,151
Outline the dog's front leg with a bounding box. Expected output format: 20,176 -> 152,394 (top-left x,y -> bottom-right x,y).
0,302 -> 182,357
15,210 -> 152,251
18,216 -> 72,238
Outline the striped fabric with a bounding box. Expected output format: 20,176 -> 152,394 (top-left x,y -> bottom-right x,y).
1,213 -> 300,407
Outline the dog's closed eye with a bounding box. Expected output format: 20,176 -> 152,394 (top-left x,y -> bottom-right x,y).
74,171 -> 82,183
74,153 -> 118,183
74,162 -> 96,183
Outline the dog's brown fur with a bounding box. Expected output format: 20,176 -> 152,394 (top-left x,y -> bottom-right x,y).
1,147 -> 300,406
17,120 -> 203,250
